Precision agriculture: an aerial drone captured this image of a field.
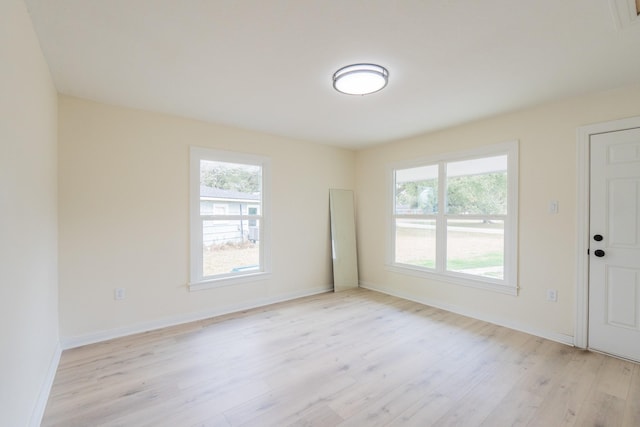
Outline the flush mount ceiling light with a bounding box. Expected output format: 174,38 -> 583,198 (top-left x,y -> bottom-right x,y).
332,63 -> 389,95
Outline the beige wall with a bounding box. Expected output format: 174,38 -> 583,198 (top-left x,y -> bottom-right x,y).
58,96 -> 355,343
355,84 -> 640,342
0,0 -> 59,425
44,79 -> 640,352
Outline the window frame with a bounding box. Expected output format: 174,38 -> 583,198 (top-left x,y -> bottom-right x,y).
189,146 -> 271,291
387,141 -> 519,295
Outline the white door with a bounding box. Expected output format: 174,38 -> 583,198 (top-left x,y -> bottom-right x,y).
588,127 -> 640,362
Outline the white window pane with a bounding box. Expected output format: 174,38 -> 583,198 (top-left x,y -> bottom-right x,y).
191,147 -> 269,288
395,165 -> 438,214
395,219 -> 436,268
388,142 -> 518,292
203,219 -> 260,277
199,159 -> 262,277
446,156 -> 507,215
446,219 -> 504,279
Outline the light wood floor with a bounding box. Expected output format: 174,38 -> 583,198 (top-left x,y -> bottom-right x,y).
43,289 -> 640,427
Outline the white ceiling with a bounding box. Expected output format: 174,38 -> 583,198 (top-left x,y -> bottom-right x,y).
24,0 -> 640,149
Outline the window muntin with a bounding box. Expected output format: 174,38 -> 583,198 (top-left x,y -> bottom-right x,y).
190,148 -> 269,289
390,142 -> 517,293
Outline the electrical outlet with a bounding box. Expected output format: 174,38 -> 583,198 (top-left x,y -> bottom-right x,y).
549,200 -> 559,214
114,288 -> 125,300
546,289 -> 557,302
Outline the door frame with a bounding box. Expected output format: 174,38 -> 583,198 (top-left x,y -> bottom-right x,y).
575,115 -> 640,349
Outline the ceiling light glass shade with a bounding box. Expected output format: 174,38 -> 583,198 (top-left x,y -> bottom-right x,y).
333,63 -> 389,95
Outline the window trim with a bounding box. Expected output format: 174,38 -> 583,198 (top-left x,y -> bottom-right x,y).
189,146 -> 271,291
386,141 -> 519,295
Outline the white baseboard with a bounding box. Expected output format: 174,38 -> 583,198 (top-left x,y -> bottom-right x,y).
30,341 -> 62,427
61,286 -> 332,349
34,282 -> 571,424
359,281 -> 574,347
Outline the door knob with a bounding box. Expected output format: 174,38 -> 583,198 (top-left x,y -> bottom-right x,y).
594,249 -> 605,257
593,234 -> 603,241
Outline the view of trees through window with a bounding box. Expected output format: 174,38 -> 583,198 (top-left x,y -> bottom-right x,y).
200,162 -> 260,194
394,154 -> 508,281
447,173 -> 507,215
395,171 -> 506,215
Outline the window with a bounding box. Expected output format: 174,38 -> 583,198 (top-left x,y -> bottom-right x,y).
390,141 -> 518,294
190,147 -> 270,290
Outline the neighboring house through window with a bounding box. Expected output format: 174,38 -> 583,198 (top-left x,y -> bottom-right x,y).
190,147 -> 270,290
389,141 -> 518,294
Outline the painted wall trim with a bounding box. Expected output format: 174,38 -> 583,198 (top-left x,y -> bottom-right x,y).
575,115 -> 640,349
61,286 -> 332,349
30,342 -> 62,427
360,281 -> 574,347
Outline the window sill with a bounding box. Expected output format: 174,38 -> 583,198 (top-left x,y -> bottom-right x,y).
385,264 -> 518,296
189,272 -> 271,292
